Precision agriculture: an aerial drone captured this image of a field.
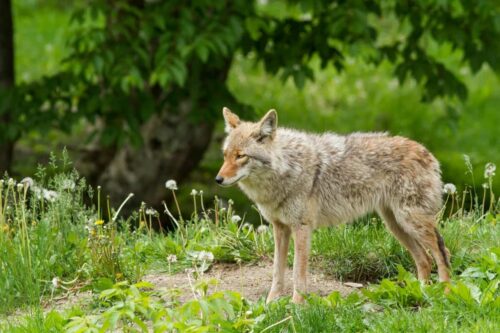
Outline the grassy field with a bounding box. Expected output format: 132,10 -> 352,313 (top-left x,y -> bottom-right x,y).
0,153 -> 498,332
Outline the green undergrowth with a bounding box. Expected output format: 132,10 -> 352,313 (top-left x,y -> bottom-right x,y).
311,214 -> 499,282
0,155 -> 498,331
3,248 -> 498,332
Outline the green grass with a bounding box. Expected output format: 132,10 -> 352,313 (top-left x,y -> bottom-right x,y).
3,249 -> 499,332
311,215 -> 499,282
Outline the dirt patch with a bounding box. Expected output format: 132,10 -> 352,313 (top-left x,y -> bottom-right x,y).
144,259 -> 357,302
2,261 -> 358,325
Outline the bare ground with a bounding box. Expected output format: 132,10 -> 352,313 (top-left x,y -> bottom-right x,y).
2,260 -> 359,325
144,259 -> 357,302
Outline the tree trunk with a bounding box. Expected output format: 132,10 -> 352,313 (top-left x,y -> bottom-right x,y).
94,102 -> 215,212
0,0 -> 15,173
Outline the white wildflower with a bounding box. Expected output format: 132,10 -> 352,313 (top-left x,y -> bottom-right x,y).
8,178 -> 15,187
256,225 -> 269,234
482,183 -> 489,189
231,215 -> 242,223
443,183 -> 457,195
52,277 -> 60,288
243,223 -> 253,230
21,177 -> 34,188
190,189 -> 198,196
484,162 -> 496,178
228,199 -> 234,205
167,254 -> 178,263
30,186 -> 42,199
61,179 -> 75,191
165,179 -> 178,190
16,183 -> 24,192
199,190 -> 203,196
145,208 -> 158,216
197,251 -> 214,261
43,189 -> 59,202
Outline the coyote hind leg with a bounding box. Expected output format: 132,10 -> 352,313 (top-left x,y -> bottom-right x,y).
393,209 -> 451,283
378,207 -> 432,281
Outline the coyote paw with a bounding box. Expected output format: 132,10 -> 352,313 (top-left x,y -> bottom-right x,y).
266,289 -> 283,304
292,291 -> 305,304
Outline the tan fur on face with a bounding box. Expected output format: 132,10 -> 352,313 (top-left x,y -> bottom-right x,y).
217,108 -> 451,304
218,149 -> 248,180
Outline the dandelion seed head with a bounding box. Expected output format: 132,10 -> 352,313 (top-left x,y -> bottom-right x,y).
484,162 -> 496,178
16,183 -> 24,192
482,183 -> 489,189
21,177 -> 34,188
197,251 -> 214,261
190,189 -> 198,196
256,225 -> 269,234
167,254 -> 178,263
145,208 -> 158,216
228,199 -> 234,205
443,183 -> 457,195
231,215 -> 242,223
8,178 -> 15,187
43,189 -> 59,202
52,277 -> 60,288
165,179 -> 178,190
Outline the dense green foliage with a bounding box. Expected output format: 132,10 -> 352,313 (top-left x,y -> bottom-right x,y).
4,0 -> 500,179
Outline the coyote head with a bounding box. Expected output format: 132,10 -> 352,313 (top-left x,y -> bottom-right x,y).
215,107 -> 277,186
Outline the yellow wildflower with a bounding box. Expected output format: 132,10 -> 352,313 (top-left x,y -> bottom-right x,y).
95,219 -> 104,226
1,224 -> 9,233
116,272 -> 123,279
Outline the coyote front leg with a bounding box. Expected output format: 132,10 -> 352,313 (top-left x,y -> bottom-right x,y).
292,224 -> 311,304
266,221 -> 291,303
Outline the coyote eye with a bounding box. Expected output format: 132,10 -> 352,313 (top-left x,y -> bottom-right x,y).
236,153 -> 247,160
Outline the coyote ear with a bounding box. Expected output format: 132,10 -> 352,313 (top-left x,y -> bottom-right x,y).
258,109 -> 277,139
222,107 -> 240,133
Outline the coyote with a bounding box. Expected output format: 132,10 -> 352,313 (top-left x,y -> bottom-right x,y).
216,107 -> 450,303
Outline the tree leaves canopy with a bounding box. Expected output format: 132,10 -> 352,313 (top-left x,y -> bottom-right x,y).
2,0 -> 499,146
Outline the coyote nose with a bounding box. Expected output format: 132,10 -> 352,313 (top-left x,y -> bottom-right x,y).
215,175 -> 224,184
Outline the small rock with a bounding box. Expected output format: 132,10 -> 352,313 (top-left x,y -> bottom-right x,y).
343,282 -> 364,288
